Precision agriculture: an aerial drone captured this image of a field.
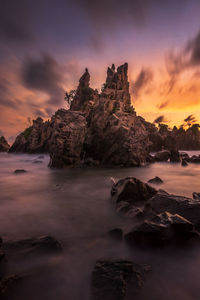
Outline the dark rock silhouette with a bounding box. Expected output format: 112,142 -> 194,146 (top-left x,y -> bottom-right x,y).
0,136 -> 10,152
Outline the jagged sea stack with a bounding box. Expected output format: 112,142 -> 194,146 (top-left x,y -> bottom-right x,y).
9,63 -> 160,167
0,136 -> 10,152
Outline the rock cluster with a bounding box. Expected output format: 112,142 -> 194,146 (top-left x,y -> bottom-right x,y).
111,177 -> 200,245
0,136 -> 10,152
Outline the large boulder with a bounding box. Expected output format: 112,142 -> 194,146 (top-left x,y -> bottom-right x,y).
0,136 -> 10,152
91,259 -> 151,300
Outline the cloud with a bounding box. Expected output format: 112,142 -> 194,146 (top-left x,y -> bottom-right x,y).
0,0 -> 33,43
132,68 -> 153,98
153,115 -> 167,124
157,100 -> 169,110
165,29 -> 200,93
21,53 -> 65,106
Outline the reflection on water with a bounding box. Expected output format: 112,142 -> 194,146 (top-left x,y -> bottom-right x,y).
0,152 -> 200,300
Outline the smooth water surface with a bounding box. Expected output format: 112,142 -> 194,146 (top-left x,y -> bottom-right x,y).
1,152 -> 200,300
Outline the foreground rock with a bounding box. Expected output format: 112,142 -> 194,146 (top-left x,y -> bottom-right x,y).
0,136 -> 10,152
91,259 -> 151,300
111,177 -> 200,245
125,212 -> 198,246
111,177 -> 156,216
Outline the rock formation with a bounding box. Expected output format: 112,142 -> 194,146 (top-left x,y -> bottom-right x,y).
111,177 -> 200,245
10,63 -> 161,167
0,136 -> 10,152
9,117 -> 51,153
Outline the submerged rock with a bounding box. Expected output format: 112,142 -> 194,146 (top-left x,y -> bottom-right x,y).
91,259 -> 151,300
148,177 -> 163,184
3,235 -> 62,254
0,136 -> 10,152
193,192 -> 200,200
14,169 -> 27,174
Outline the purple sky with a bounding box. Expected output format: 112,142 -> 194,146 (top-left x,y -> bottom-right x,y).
0,0 -> 200,141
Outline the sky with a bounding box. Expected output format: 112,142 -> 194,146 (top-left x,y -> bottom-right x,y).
0,0 -> 200,142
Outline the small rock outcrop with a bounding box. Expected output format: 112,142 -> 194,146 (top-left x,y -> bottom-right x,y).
154,150 -> 170,162
9,117 -> 51,153
91,259 -> 151,300
148,176 -> 163,184
0,136 -> 10,152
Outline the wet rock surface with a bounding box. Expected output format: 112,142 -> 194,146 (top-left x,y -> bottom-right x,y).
14,169 -> 27,174
111,177 -> 200,245
91,259 -> 151,300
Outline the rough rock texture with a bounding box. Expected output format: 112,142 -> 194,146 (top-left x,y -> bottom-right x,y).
169,149 -> 181,162
48,109 -> 87,168
125,212 -> 197,246
111,177 -> 156,217
9,63 -> 162,168
91,259 -> 151,300
111,177 -> 200,245
9,117 -> 51,153
0,136 -> 10,152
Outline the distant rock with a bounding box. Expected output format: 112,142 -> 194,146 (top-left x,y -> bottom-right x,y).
193,192 -> 200,200
154,150 -> 170,162
14,169 -> 27,174
32,160 -> 43,164
0,136 -> 10,152
181,159 -> 188,167
148,176 -> 163,184
9,117 -> 51,153
91,259 -> 151,300
170,149 -> 181,162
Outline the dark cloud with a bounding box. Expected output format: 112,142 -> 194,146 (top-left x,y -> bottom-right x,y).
153,115 -> 166,124
165,29 -> 200,93
133,68 -> 153,98
0,0 -> 33,43
76,0 -> 189,32
0,79 -> 22,109
21,53 -> 65,106
157,100 -> 169,110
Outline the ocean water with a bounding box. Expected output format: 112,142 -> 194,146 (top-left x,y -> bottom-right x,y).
1,152 -> 200,300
